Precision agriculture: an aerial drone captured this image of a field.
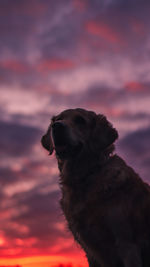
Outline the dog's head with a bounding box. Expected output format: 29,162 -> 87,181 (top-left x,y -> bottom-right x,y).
41,108 -> 118,160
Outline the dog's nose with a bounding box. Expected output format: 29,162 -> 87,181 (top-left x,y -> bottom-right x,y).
52,121 -> 66,130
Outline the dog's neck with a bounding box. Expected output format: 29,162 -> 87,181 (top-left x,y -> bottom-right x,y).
56,144 -> 115,186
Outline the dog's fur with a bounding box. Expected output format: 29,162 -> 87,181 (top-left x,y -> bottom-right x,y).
41,108 -> 150,267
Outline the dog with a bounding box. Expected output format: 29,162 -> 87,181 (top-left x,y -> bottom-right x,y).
41,108 -> 150,267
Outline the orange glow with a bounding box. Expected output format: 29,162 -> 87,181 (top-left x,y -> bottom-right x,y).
38,59 -> 76,72
0,237 -> 5,246
0,255 -> 88,267
85,21 -> 124,45
15,237 -> 38,247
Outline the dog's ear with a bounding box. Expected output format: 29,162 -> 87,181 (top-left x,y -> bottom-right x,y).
41,125 -> 54,155
94,114 -> 118,150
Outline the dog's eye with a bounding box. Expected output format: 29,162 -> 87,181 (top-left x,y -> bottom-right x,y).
51,115 -> 63,123
55,115 -> 64,121
74,115 -> 86,125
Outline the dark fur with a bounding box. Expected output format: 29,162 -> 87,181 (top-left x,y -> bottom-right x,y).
41,108 -> 150,267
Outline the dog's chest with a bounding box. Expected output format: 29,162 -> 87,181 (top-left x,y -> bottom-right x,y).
60,179 -> 115,259
60,181 -> 89,237
61,183 -> 87,218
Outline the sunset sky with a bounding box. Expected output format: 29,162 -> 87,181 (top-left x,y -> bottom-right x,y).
0,0 -> 150,266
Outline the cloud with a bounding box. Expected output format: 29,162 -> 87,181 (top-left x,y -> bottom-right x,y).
0,118 -> 64,256
0,86 -> 51,115
73,0 -> 88,12
0,158 -> 65,255
124,81 -> 150,92
1,189 -> 71,256
118,126 -> 150,156
0,0 -> 150,92
85,21 -> 124,45
3,180 -> 37,197
0,0 -> 150,261
0,120 -> 42,157
0,60 -> 28,73
48,56 -> 150,95
37,59 -> 76,72
117,126 -> 150,183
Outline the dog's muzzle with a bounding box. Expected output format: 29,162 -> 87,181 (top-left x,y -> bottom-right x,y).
52,121 -> 69,146
51,121 -> 82,158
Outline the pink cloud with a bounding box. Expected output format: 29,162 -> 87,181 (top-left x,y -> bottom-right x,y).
73,0 -> 88,12
125,81 -> 150,92
85,21 -> 124,45
0,60 -> 28,73
37,59 -> 76,72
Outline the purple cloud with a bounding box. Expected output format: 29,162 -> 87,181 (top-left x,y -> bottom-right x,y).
117,126 -> 150,183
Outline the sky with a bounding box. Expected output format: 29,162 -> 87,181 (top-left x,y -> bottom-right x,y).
0,0 -> 150,266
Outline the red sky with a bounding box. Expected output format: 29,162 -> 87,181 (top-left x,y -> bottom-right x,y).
0,0 -> 150,266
